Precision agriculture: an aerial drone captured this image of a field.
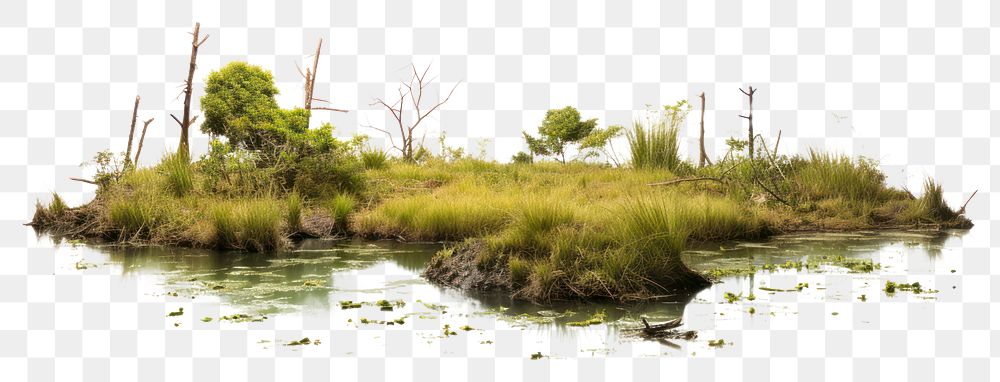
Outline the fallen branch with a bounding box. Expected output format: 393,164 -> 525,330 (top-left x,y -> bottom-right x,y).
647,177 -> 723,187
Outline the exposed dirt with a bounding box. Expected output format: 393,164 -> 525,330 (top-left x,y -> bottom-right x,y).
422,240 -> 513,292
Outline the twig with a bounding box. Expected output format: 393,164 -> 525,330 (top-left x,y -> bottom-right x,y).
70,177 -> 97,185
957,189 -> 978,216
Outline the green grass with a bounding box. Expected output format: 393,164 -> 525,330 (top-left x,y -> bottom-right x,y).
48,192 -> 68,215
626,118 -> 680,170
109,199 -> 159,238
286,192 -> 302,232
328,194 -> 356,231
792,151 -> 889,203
210,200 -> 283,251
360,148 -> 389,170
159,151 -> 194,197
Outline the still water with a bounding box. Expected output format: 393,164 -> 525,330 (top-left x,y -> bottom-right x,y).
41,229 -> 969,357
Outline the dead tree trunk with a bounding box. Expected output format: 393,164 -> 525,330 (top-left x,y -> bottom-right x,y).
173,22 -> 208,158
124,95 -> 140,168
739,86 -> 757,160
698,92 -> 712,167
304,38 -> 321,111
299,38 -> 348,115
133,118 -> 154,165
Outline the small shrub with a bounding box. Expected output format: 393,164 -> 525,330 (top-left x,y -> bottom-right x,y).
360,148 -> 388,170
159,151 -> 194,197
293,153 -> 364,198
511,151 -> 533,164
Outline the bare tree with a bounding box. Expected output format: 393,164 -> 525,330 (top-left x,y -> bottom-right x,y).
698,92 -> 712,167
298,38 -> 348,115
171,22 -> 208,158
124,95 -> 141,168
366,64 -> 460,161
739,85 -> 757,160
133,118 -> 154,165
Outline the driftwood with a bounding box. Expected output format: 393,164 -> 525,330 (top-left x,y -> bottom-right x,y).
133,118 -> 154,165
632,317 -> 698,346
124,95 -> 140,167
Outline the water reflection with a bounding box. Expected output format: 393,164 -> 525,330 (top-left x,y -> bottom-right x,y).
49,229 -> 969,356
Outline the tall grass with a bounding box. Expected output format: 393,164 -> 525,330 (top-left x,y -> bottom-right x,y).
792,151 -> 887,202
159,151 -> 194,197
109,199 -> 159,238
48,192 -> 68,215
328,194 -> 356,231
210,200 -> 283,251
627,119 -> 680,170
360,149 -> 389,170
355,193 -> 510,241
286,192 -> 302,232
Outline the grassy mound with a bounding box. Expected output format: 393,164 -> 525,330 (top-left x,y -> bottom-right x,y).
31,148 -> 970,301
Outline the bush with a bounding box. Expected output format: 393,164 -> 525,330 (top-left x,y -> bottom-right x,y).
293,153 -> 365,198
523,106 -> 598,163
511,151 -> 533,164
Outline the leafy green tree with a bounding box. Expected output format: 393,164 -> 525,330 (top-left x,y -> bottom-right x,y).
522,106 -> 598,163
201,62 -> 312,150
198,62 -> 358,196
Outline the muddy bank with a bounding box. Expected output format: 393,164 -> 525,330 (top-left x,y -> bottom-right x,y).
423,239 -> 712,302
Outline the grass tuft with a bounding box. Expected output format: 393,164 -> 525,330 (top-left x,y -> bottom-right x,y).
328,194 -> 356,231
286,192 -> 302,232
159,151 -> 194,197
360,148 -> 389,170
210,200 -> 283,251
48,192 -> 68,215
627,119 -> 680,170
109,199 -> 159,238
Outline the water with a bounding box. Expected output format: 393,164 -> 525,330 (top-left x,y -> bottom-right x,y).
40,229 -> 970,357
